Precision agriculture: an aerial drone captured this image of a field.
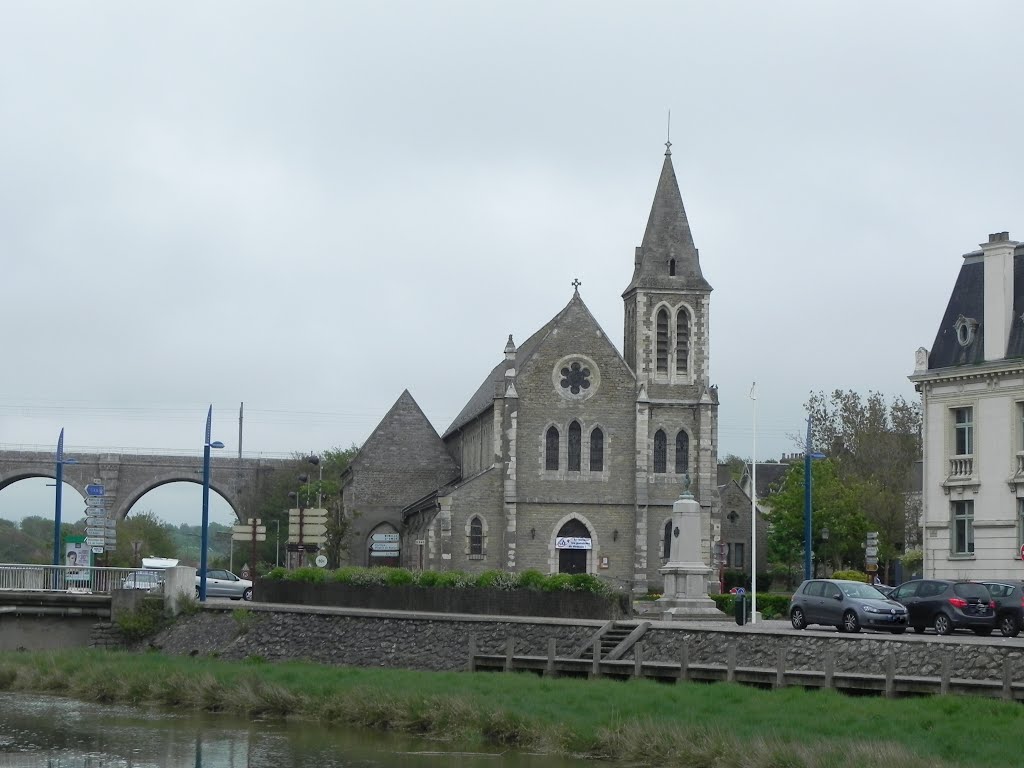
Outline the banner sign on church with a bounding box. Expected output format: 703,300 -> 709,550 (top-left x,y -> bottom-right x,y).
555,537 -> 592,550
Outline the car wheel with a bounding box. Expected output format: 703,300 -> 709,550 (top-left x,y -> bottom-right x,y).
1000,614 -> 1021,638
243,587 -> 253,601
933,613 -> 953,635
913,625 -> 926,634
194,586 -> 200,599
972,627 -> 993,637
790,606 -> 807,630
842,610 -> 861,634
890,628 -> 906,635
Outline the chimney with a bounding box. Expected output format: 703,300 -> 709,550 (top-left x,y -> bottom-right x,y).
980,231 -> 1018,362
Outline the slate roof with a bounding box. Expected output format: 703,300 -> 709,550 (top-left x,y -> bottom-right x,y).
623,149 -> 711,295
442,292 -> 626,438
929,245 -> 1024,369
716,462 -> 792,499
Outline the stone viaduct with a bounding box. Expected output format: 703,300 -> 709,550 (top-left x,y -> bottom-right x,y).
0,450 -> 295,522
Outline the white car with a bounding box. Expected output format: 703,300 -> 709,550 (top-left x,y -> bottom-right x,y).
122,571 -> 163,591
195,569 -> 253,600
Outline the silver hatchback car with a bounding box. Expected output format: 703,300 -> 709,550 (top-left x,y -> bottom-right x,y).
790,578 -> 908,634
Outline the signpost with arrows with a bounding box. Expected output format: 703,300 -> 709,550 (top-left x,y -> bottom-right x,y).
232,518 -> 266,578
83,481 -> 115,561
287,508 -> 328,568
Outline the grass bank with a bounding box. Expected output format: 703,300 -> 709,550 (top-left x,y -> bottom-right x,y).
0,649 -> 1017,767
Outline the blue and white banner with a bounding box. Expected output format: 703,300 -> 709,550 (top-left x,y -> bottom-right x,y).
555,537 -> 592,550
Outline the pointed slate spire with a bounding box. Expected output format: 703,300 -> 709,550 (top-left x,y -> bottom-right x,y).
624,151 -> 711,294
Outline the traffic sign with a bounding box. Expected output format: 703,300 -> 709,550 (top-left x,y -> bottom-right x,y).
371,542 -> 400,551
86,516 -> 107,527
865,546 -> 878,557
232,533 -> 267,542
85,496 -> 107,508
85,537 -> 105,546
315,554 -> 328,567
104,518 -> 117,529
1019,543 -> 1024,560
86,527 -> 106,537
91,546 -> 104,554
289,523 -> 327,537
86,484 -> 104,496
289,508 -> 327,522
372,533 -> 400,542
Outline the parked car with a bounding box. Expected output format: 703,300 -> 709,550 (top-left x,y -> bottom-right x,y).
874,584 -> 895,598
789,579 -> 908,634
121,571 -> 162,591
888,579 -> 995,635
979,579 -> 1024,637
195,569 -> 253,601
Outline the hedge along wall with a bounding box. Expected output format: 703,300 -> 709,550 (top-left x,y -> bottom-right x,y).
255,579 -> 631,620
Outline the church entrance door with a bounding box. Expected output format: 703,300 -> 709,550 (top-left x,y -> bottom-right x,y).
556,518 -> 591,574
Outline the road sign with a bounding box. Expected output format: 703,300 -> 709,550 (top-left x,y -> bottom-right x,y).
86,516 -> 107,527
315,554 -> 328,567
85,496 -> 107,508
85,527 -> 106,537
1020,543 -> 1024,560
372,533 -> 400,542
370,542 -> 400,551
289,508 -> 327,520
104,518 -> 117,529
289,523 -> 327,537
232,533 -> 267,542
865,546 -> 878,557
91,546 -> 104,554
85,484 -> 104,496
85,537 -> 105,546
370,550 -> 399,557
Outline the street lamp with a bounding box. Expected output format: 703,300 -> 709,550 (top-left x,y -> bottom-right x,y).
819,526 -> 830,577
52,428 -> 78,566
199,406 -> 225,602
803,417 -> 827,581
273,519 -> 281,567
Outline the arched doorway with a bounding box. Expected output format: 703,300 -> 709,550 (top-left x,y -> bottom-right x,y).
367,523 -> 400,567
556,518 -> 591,574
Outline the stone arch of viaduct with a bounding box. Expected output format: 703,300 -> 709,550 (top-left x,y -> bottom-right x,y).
0,450 -> 294,522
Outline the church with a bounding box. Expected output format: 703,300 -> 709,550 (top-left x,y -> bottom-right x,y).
340,145 -> 721,594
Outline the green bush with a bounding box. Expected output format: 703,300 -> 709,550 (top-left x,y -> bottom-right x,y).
832,570 -> 868,583
288,567 -> 326,584
116,597 -> 168,642
413,570 -> 441,587
475,570 -> 521,590
541,573 -> 573,592
434,571 -> 472,588
265,567 -> 287,581
384,567 -> 414,586
567,573 -> 611,595
518,569 -> 547,590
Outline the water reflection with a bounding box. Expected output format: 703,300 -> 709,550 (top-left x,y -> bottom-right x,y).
0,693 -> 595,768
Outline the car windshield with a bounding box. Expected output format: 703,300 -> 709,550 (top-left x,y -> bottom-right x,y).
839,583 -> 887,599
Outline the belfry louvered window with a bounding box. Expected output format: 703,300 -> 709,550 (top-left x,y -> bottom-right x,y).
675,431 -> 689,474
590,428 -> 604,471
675,308 -> 689,375
656,308 -> 669,374
568,421 -> 582,471
545,426 -> 559,470
654,430 -> 667,473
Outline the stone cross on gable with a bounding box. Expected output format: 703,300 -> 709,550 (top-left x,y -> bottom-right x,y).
572,278 -> 581,292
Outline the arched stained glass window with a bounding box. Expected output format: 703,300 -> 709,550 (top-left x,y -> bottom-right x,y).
568,421 -> 582,472
654,430 -> 667,473
675,431 -> 689,474
469,516 -> 483,556
590,427 -> 604,472
545,426 -> 560,471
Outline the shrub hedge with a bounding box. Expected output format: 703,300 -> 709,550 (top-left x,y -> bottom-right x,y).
264,565 -> 614,596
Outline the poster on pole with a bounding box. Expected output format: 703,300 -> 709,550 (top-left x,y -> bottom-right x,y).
65,540 -> 90,584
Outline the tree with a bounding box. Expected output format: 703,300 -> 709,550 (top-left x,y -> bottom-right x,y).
805,390 -> 921,580
720,453 -> 748,482
108,511 -> 178,567
766,458 -> 869,578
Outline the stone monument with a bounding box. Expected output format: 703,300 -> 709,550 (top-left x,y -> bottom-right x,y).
656,474 -> 727,621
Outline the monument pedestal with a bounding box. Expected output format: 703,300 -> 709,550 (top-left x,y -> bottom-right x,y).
655,484 -> 727,622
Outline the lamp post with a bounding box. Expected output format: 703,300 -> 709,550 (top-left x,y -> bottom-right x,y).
199,406 -> 225,601
273,519 -> 281,567
803,417 -> 826,581
52,428 -> 79,566
819,526 -> 830,577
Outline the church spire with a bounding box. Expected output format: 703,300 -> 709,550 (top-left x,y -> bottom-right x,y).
623,149 -> 710,295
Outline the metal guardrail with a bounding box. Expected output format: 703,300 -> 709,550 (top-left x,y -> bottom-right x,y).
0,564 -> 164,595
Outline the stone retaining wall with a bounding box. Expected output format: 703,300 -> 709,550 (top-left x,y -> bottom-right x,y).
148,606 -> 1024,684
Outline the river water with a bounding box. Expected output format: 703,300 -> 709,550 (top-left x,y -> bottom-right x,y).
0,693 -> 600,768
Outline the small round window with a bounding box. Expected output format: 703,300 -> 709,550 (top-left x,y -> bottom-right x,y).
552,355 -> 600,401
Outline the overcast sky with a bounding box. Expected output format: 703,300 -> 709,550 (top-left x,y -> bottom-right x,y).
3,2 -> 1024,526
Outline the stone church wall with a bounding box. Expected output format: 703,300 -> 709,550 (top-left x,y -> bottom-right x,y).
445,468 -> 502,573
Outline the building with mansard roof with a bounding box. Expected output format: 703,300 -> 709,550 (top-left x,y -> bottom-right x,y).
910,231 -> 1024,580
341,146 -> 720,594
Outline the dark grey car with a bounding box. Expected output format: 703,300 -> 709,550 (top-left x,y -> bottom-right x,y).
789,579 -> 908,634
888,579 -> 994,635
979,580 -> 1024,637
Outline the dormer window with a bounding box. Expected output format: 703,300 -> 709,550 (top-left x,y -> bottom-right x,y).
954,314 -> 978,347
